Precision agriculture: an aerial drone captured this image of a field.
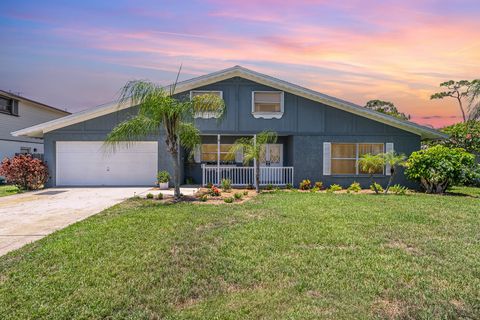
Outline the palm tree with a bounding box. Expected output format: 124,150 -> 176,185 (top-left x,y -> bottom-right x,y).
229,131 -> 277,193
104,70 -> 225,199
383,152 -> 406,194
358,153 -> 385,194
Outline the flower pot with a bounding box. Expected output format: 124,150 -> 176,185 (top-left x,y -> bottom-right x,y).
159,182 -> 169,190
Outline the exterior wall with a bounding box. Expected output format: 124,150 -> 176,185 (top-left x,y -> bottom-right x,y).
0,99 -> 68,160
43,76 -> 421,188
179,77 -> 421,188
292,135 -> 420,189
43,107 -> 179,187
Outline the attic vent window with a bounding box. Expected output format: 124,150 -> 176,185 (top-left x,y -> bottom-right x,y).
252,91 -> 284,119
190,90 -> 223,119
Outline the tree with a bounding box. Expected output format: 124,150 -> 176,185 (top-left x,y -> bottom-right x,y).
0,154 -> 49,190
104,71 -> 225,199
433,121 -> 480,154
430,80 -> 480,122
364,100 -> 410,120
358,153 -> 385,194
228,131 -> 277,193
405,145 -> 477,194
383,152 -> 407,194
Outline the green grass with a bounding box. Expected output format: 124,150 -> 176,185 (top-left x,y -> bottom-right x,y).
1,189 -> 479,319
0,185 -> 20,197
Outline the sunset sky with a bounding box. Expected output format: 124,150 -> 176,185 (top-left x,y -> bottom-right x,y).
1,0 -> 479,128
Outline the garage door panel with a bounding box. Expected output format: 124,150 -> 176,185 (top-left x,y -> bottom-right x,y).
56,141 -> 158,186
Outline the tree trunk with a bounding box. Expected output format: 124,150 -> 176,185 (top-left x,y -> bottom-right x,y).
172,148 -> 181,199
370,175 -> 379,194
458,96 -> 467,122
255,159 -> 260,193
384,168 -> 395,194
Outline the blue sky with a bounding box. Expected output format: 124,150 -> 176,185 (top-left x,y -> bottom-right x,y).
1,0 -> 479,126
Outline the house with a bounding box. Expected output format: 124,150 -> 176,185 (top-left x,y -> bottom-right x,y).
12,66 -> 446,188
0,90 -> 70,161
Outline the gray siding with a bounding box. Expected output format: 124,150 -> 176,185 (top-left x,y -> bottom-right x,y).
45,76 -> 421,188
43,107 -> 179,187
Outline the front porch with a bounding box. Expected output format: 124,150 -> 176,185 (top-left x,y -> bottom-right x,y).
201,165 -> 294,186
184,134 -> 294,187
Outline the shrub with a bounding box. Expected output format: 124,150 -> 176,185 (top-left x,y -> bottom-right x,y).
264,184 -> 273,190
221,178 -> 232,192
209,186 -> 221,196
157,171 -> 170,183
0,155 -> 49,190
206,182 -> 213,188
347,182 -> 361,193
285,183 -> 293,189
328,184 -> 342,192
224,197 -> 234,203
299,179 -> 312,190
314,181 -> 323,189
146,193 -> 154,199
310,187 -> 319,193
156,192 -> 163,200
243,190 -> 248,196
405,145 -> 477,193
389,184 -> 407,195
370,183 -> 384,193
199,194 -> 208,202
234,192 -> 243,200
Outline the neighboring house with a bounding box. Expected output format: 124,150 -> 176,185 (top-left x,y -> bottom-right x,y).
12,66 -> 446,188
0,90 -> 70,161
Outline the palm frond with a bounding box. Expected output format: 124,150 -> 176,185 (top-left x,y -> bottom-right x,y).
118,80 -> 158,106
178,122 -> 201,150
256,131 -> 278,145
103,115 -> 160,153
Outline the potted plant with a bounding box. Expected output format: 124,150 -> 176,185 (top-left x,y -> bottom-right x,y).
157,171 -> 170,190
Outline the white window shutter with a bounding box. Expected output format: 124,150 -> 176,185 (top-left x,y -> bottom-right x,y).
194,145 -> 201,163
385,143 -> 394,176
235,147 -> 243,163
323,142 -> 331,176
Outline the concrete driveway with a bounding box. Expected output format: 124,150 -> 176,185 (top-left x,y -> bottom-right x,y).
0,187 -> 150,256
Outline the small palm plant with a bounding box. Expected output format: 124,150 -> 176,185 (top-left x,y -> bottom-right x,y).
229,131 -> 277,193
104,68 -> 225,199
358,153 -> 385,194
383,151 -> 406,194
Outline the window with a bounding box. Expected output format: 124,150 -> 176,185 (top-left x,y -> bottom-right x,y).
0,97 -> 13,114
201,144 -> 234,163
331,143 -> 384,175
190,91 -> 223,118
20,147 -> 31,154
252,91 -> 284,119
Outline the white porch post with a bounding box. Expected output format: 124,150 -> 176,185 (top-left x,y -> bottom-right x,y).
217,134 -> 220,185
253,134 -> 257,188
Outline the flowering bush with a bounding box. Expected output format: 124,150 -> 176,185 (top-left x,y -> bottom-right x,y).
0,155 -> 49,190
209,185 -> 221,196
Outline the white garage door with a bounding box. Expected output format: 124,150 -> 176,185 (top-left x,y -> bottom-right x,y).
56,141 -> 158,186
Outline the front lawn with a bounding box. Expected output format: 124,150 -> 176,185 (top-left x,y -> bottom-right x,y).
0,185 -> 20,197
1,190 -> 479,319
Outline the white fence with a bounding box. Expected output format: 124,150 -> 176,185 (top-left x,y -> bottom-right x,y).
202,165 -> 294,186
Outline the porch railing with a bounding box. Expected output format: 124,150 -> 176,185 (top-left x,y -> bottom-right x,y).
202,165 -> 294,186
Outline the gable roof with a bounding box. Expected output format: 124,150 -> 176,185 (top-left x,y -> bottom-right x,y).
12,66 -> 446,139
0,90 -> 70,115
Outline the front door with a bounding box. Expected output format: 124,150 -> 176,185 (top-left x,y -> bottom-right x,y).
260,144 -> 283,184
